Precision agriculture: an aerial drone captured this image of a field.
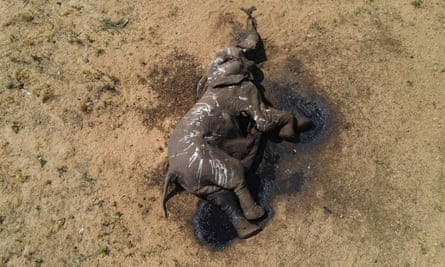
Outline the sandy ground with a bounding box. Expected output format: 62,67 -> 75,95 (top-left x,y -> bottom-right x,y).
0,0 -> 444,266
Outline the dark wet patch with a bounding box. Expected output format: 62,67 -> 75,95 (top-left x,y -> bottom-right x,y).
192,81 -> 330,250
263,80 -> 329,143
192,148 -> 279,250
192,201 -> 238,250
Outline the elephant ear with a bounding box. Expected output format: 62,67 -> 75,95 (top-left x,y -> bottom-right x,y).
196,72 -> 246,96
206,46 -> 251,88
208,74 -> 246,88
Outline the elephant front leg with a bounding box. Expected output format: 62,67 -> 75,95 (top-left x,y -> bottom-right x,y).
254,106 -> 314,142
270,109 -> 296,140
239,84 -> 296,136
254,106 -> 296,139
206,190 -> 261,239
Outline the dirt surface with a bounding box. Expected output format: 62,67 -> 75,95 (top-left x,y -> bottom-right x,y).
1,0 -> 444,266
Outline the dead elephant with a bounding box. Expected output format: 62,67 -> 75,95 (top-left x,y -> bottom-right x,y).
163,8 -> 312,239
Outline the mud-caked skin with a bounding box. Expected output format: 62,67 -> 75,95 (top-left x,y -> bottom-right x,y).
163,8 -> 312,239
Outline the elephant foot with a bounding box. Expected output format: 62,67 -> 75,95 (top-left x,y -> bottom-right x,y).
296,115 -> 315,132
278,122 -> 297,140
243,204 -> 265,220
236,187 -> 265,220
232,217 -> 262,239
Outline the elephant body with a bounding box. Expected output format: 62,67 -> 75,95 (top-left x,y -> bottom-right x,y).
163,9 -> 310,239
168,80 -> 292,195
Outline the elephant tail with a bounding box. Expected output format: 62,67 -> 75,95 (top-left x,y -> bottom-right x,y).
162,172 -> 182,218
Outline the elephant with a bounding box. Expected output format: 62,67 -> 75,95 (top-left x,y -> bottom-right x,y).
163,8 -> 313,239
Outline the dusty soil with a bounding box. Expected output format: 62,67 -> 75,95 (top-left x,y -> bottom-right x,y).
1,0 -> 444,266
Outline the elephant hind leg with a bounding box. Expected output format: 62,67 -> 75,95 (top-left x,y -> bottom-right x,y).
234,185 -> 265,220
277,112 -> 297,140
296,113 -> 315,132
206,189 -> 261,239
206,147 -> 265,221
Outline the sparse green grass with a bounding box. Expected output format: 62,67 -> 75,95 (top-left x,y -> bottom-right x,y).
100,18 -> 128,32
96,48 -> 105,56
98,231 -> 110,238
20,12 -> 34,22
114,211 -> 123,218
6,81 -> 14,89
37,155 -> 47,168
31,55 -> 43,62
86,34 -> 95,43
310,21 -> 327,34
99,246 -> 110,256
82,173 -> 95,183
10,34 -> 18,43
71,5 -> 84,12
411,0 -> 423,8
14,69 -> 27,84
103,100 -> 112,108
68,31 -> 83,45
108,75 -> 120,85
24,39 -> 34,46
34,259 -> 43,267
56,166 -> 68,177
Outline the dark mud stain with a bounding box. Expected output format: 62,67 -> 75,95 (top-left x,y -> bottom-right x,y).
192,81 -> 331,250
193,202 -> 238,249
140,50 -> 202,130
264,80 -> 329,144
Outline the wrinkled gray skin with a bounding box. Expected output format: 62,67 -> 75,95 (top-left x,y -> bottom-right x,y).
163,9 -> 305,239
